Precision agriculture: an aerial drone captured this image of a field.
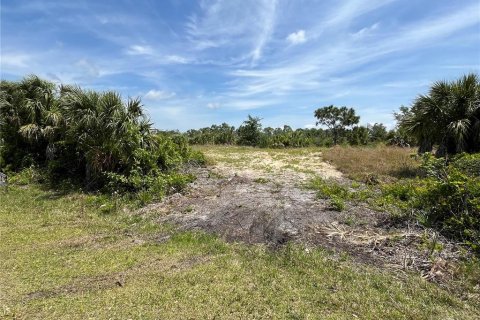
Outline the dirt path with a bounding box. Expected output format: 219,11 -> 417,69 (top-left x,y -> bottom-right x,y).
143,147 -> 465,283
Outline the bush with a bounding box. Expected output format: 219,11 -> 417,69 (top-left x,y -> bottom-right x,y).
381,153 -> 480,251
418,154 -> 480,250
451,153 -> 480,177
330,196 -> 346,211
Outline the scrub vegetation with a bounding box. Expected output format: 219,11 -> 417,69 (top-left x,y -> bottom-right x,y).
1,73 -> 479,318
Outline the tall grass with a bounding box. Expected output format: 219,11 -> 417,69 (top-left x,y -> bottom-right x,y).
321,145 -> 419,181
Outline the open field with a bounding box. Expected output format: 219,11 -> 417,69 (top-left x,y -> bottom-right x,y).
1,145 -> 479,319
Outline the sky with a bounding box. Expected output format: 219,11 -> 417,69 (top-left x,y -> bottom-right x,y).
1,0 -> 479,131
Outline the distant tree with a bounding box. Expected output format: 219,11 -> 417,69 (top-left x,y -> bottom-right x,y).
263,127 -> 274,136
348,126 -> 369,145
368,123 -> 388,142
397,73 -> 480,155
314,105 -> 360,144
237,115 -> 262,146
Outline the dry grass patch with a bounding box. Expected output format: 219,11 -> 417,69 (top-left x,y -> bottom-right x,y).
321,145 -> 419,182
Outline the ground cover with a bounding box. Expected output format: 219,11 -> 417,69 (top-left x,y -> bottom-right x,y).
1,145 -> 479,319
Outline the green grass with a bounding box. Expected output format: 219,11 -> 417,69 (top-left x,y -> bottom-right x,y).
1,184 -> 479,319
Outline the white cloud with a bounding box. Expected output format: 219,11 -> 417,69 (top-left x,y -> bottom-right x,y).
207,102 -> 221,109
228,99 -> 277,110
351,23 -> 379,38
144,90 -> 176,100
1,53 -> 30,68
304,124 -> 316,129
126,45 -> 153,55
165,55 -> 190,64
45,73 -> 62,83
286,30 -> 306,45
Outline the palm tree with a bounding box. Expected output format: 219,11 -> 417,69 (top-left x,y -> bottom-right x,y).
398,73 -> 480,155
0,76 -> 63,167
58,85 -> 156,186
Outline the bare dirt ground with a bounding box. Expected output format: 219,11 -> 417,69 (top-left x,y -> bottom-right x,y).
142,147 -> 465,284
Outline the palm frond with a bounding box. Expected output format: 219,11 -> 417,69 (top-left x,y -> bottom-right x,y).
19,123 -> 41,141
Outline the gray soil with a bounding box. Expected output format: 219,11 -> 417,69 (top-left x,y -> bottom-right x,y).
141,150 -> 466,284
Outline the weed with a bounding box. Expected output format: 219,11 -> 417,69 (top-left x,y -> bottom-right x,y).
307,177 -> 350,200
307,176 -> 374,207
254,177 -> 269,184
418,231 -> 444,256
330,196 -> 346,211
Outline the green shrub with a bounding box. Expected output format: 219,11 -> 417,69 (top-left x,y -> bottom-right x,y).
417,163 -> 480,251
380,153 -> 480,251
308,177 -> 350,200
451,153 -> 480,176
8,166 -> 43,185
330,196 -> 346,211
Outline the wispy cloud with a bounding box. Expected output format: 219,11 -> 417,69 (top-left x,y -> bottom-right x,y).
75,59 -> 100,77
228,2 -> 480,99
351,23 -> 379,38
144,90 -> 176,100
165,55 -> 190,64
207,102 -> 220,109
186,0 -> 278,64
227,99 -> 279,110
323,0 -> 396,30
251,0 -> 277,63
126,45 -> 153,55
286,30 -> 306,45
0,53 -> 31,68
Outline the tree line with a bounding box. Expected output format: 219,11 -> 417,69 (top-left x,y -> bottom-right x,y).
185,115 -> 394,148
185,73 -> 479,155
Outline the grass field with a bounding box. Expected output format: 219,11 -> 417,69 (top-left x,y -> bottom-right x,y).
1,146 -> 479,319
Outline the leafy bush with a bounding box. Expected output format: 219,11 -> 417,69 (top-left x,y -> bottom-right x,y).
308,177 -> 350,200
381,153 -> 480,251
330,196 -> 346,211
417,154 -> 480,250
451,153 -> 480,177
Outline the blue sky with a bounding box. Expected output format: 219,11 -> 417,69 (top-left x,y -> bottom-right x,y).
1,0 -> 479,131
